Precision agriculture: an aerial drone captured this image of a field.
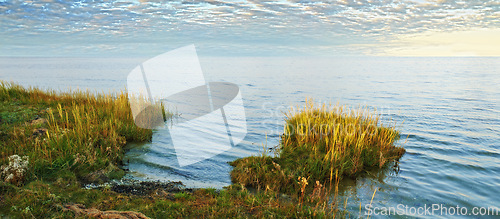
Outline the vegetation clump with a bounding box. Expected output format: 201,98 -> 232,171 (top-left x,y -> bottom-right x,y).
231,99 -> 405,195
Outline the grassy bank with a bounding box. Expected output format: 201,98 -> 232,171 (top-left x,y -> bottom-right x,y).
0,82 -> 350,218
0,81 -> 152,184
231,100 -> 405,196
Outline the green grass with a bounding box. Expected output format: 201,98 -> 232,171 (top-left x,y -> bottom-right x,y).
230,99 -> 405,196
1,81 -> 356,218
0,81 -> 152,182
1,179 -> 346,218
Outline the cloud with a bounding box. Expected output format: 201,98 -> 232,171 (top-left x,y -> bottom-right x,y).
0,0 -> 498,56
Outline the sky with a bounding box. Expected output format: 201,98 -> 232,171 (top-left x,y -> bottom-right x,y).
0,0 -> 499,57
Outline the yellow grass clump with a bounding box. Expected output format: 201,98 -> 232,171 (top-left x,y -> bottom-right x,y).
230,99 -> 405,195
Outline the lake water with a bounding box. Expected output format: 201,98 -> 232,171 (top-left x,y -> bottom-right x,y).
1,56 -> 499,218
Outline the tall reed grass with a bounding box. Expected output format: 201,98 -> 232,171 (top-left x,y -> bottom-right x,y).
231,99 -> 405,195
0,81 -> 153,181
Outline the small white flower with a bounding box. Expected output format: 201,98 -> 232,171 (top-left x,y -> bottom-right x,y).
1,155 -> 29,185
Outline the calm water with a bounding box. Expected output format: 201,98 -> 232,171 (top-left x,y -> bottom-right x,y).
1,57 -> 499,218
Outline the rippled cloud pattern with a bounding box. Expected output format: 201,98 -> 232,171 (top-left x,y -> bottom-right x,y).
1,0 -> 498,56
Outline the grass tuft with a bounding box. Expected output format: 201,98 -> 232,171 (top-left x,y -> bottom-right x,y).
230,99 -> 405,195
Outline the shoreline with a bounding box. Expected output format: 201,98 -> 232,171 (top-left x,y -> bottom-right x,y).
0,81 -> 403,218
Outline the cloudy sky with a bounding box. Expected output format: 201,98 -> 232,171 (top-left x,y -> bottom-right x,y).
1,0 -> 499,57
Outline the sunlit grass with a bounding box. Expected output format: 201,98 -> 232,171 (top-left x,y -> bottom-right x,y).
231,99 -> 405,195
0,81 -> 153,181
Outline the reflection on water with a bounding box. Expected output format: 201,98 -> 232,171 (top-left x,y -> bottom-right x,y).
2,57 -> 500,217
